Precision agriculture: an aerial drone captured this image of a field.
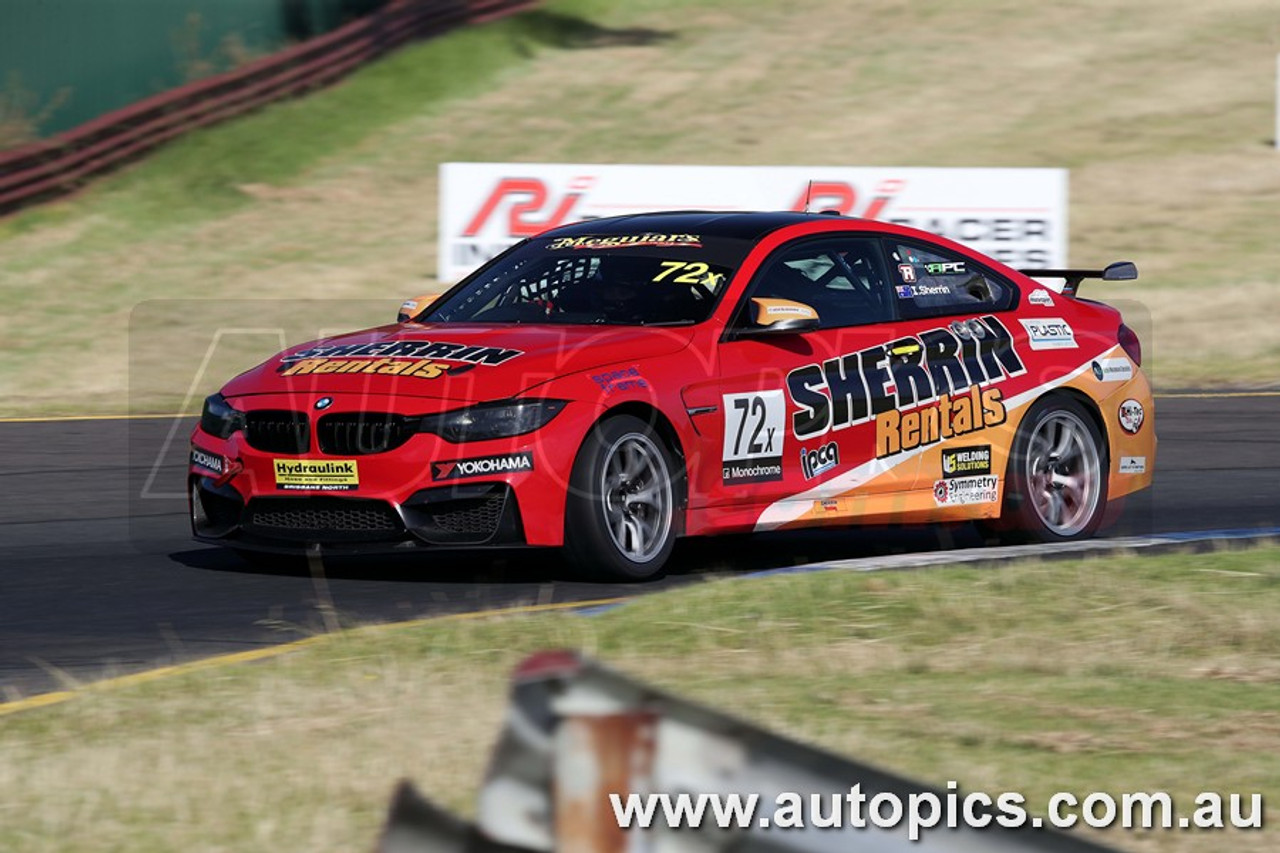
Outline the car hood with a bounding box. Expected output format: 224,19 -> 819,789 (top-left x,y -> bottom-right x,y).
220,322 -> 697,403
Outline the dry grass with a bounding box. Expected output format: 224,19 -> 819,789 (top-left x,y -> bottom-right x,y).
1,0 -> 1279,414
2,546 -> 1280,851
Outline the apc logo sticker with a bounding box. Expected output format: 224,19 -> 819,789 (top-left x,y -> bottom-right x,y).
432,452 -> 534,481
800,442 -> 840,480
941,445 -> 991,478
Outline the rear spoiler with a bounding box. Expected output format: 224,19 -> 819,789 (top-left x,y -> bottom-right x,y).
1018,260 -> 1137,297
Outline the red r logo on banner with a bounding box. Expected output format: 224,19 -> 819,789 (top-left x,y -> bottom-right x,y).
791,179 -> 906,220
462,177 -> 591,237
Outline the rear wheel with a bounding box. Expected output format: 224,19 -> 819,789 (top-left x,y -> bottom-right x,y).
999,395 -> 1108,542
564,415 -> 679,581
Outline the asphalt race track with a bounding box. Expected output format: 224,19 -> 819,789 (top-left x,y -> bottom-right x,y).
2,394 -> 1278,701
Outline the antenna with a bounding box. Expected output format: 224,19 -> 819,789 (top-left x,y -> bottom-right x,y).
803,180 -> 814,212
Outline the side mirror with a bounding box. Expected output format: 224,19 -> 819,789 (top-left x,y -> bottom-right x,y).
397,294 -> 439,323
737,298 -> 821,336
1102,261 -> 1138,281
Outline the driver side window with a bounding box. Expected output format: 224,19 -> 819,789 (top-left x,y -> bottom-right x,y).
748,237 -> 894,329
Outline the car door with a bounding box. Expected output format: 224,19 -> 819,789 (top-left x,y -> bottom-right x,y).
880,237 -> 1026,503
711,235 -> 919,527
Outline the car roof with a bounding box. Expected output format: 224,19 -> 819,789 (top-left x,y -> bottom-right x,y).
541,210 -> 853,241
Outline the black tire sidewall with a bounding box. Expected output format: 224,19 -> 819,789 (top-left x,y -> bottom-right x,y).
564,415 -> 679,582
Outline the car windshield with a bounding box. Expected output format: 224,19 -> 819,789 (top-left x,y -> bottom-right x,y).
424,233 -> 746,326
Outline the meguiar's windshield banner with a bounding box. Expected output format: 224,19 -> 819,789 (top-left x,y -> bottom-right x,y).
438,163 -> 1067,283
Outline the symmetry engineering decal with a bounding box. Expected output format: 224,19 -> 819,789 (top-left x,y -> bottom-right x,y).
933,475 -> 1000,506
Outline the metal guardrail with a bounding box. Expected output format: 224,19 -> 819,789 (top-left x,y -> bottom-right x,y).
375,650 -> 1123,852
0,0 -> 536,214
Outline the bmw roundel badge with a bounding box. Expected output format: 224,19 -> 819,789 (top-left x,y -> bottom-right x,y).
315,397 -> 333,410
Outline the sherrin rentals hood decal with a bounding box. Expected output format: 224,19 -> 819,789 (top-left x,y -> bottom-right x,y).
277,339 -> 523,381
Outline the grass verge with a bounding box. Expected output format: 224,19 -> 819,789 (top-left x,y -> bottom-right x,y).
2,544 -> 1279,851
1,0 -> 1279,415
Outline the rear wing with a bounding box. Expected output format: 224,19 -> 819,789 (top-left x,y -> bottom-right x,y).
1018,260 -> 1137,298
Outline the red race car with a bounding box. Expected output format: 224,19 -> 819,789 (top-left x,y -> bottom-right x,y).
190,211 -> 1155,580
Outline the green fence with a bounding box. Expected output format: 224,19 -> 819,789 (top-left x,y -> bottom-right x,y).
0,0 -> 387,138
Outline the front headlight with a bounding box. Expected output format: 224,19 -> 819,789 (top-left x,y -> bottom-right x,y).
200,393 -> 245,439
420,399 -> 568,443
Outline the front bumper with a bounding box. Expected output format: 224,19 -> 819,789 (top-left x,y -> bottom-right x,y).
191,477 -> 527,553
189,393 -> 596,553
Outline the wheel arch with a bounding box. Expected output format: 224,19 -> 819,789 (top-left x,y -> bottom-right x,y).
593,401 -> 690,530
1031,387 -> 1111,466
597,401 -> 688,468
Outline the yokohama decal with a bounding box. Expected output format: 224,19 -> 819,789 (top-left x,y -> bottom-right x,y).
432,452 -> 534,481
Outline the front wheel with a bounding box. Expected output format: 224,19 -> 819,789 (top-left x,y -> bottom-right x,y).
564,415 -> 679,581
999,395 -> 1108,542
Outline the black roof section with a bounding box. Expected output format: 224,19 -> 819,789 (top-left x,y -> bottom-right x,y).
541,210 -> 844,242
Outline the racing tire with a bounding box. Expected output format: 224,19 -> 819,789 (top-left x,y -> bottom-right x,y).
564,415 -> 680,582
997,394 -> 1109,543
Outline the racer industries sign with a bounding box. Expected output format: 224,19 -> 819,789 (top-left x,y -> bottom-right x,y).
438,163 -> 1068,282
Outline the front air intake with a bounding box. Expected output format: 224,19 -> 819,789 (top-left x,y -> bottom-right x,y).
244,410 -> 310,454
317,412 -> 417,455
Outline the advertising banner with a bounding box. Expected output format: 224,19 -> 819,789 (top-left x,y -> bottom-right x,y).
439,163 -> 1067,282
